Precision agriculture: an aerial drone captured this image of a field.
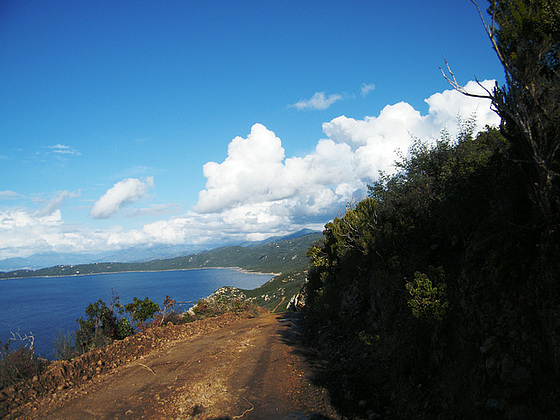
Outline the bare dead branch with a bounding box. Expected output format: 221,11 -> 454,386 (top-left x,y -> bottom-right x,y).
9,329 -> 35,350
138,363 -> 156,375
439,59 -> 493,99
232,397 -> 254,419
472,0 -> 510,72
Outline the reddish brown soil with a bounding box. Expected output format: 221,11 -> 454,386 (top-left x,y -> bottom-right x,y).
2,311 -> 341,419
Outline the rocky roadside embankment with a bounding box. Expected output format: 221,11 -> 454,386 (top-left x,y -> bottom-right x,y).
1,311 -> 260,419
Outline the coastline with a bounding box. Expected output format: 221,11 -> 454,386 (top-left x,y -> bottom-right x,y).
0,266 -> 281,281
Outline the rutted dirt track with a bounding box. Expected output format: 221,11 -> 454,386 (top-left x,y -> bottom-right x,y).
13,313 -> 341,419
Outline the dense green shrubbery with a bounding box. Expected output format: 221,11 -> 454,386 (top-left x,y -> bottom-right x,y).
74,293 -> 185,354
75,294 -> 137,353
305,121 -> 515,322
124,297 -> 160,329
405,270 -> 449,323
302,117 -> 559,417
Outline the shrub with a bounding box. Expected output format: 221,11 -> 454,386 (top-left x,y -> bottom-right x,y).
75,298 -> 123,352
190,299 -> 214,318
189,295 -> 261,320
52,330 -> 79,361
74,293 -> 187,354
405,271 -> 449,322
153,295 -> 184,326
124,297 -> 160,330
74,292 -> 165,353
0,335 -> 47,389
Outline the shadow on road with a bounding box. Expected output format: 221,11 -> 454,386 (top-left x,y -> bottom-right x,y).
275,312 -> 356,420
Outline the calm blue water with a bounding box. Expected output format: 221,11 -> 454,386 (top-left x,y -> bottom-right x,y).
0,269 -> 272,359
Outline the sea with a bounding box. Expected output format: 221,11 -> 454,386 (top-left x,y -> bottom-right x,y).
0,268 -> 272,359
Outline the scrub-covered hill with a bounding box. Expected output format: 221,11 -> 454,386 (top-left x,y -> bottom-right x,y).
0,231 -> 321,280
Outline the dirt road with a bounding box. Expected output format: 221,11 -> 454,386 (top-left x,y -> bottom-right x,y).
17,313 -> 341,419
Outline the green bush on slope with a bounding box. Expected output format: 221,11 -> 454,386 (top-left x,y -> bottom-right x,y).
302,121 -> 559,417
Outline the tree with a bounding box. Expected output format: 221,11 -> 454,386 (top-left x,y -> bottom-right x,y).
75,294 -> 161,352
76,299 -> 118,350
124,297 -> 160,330
442,0 -> 560,253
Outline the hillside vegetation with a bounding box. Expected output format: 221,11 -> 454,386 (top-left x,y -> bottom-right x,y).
299,2 -> 560,418
0,232 -> 321,280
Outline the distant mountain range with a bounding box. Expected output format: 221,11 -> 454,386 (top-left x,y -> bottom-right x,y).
0,229 -> 322,279
0,244 -> 210,272
238,228 -> 318,247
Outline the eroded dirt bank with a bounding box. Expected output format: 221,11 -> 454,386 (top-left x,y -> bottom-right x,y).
2,312 -> 341,419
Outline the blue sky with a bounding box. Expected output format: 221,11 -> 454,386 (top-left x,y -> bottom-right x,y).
1,0 -> 504,262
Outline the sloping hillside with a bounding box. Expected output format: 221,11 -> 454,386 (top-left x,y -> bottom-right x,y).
0,232 -> 322,279
0,232 -> 322,314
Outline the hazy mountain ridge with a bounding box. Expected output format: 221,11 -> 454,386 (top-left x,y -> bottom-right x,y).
0,244 -> 213,272
0,230 -> 322,279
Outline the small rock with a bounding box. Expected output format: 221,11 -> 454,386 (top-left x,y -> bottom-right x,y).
359,400 -> 367,407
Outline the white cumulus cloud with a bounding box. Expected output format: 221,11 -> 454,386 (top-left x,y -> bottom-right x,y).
290,92 -> 343,111
324,79 -> 500,178
90,177 -> 154,219
425,79 -> 500,134
0,208 -> 66,258
0,81 -> 502,261
193,80 -> 499,239
195,124 -> 286,213
195,123 -> 359,220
